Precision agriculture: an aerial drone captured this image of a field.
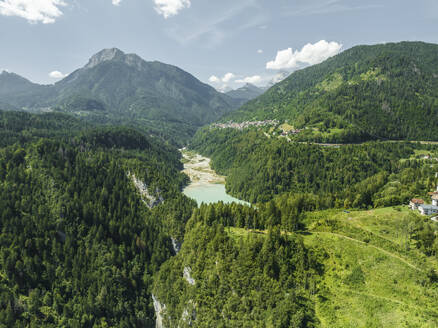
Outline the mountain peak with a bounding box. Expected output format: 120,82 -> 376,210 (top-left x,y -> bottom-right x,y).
242,83 -> 260,90
83,48 -> 148,71
1,70 -> 13,76
0,70 -> 32,82
85,48 -> 126,69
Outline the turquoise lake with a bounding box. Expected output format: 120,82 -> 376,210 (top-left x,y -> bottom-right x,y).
183,183 -> 248,205
181,150 -> 249,206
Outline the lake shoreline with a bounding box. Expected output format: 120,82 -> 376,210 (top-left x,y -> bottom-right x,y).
181,149 -> 225,187
181,149 -> 248,205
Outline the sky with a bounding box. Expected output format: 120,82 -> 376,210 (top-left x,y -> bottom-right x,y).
0,0 -> 437,90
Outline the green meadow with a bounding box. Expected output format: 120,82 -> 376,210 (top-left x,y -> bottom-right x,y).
229,207 -> 438,327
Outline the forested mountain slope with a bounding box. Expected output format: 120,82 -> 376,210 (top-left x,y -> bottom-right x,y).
225,41 -> 438,142
0,111 -> 196,326
153,203 -> 322,328
152,202 -> 438,327
191,128 -> 438,206
0,49 -> 239,144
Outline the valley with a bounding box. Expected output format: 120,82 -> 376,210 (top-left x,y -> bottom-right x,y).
1,41 -> 438,327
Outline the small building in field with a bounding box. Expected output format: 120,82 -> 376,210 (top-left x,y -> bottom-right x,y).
410,198 -> 424,210
418,204 -> 438,216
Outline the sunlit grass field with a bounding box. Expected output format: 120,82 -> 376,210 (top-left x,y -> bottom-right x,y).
228,207 -> 438,327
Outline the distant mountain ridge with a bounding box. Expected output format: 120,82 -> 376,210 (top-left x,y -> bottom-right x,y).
0,71 -> 39,95
225,83 -> 264,107
0,48 -> 239,144
223,41 -> 438,142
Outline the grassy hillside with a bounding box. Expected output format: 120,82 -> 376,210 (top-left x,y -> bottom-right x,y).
225,41 -> 438,142
229,207 -> 438,327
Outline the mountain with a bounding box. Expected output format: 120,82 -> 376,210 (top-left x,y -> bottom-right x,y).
225,83 -> 264,106
0,49 -> 238,144
54,48 -> 235,125
0,71 -> 37,96
224,41 -> 438,142
0,71 -> 53,108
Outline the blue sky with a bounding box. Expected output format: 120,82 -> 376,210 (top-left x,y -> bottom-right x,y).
0,0 -> 437,90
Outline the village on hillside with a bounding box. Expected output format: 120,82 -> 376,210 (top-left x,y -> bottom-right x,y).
410,184 -> 438,219
211,120 -> 279,130
211,120 -> 303,136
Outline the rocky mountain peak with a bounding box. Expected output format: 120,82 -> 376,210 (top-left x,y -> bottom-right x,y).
85,48 -> 126,69
0,70 -> 15,77
84,48 -> 147,71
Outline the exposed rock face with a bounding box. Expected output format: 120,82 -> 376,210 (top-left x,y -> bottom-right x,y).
183,267 -> 196,286
85,48 -> 126,69
129,173 -> 163,208
153,266 -> 197,327
171,237 -> 181,254
85,48 -> 148,71
181,300 -> 197,326
152,294 -> 166,328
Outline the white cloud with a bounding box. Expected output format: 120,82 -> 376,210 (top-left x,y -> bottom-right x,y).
209,73 -> 237,92
272,71 -> 289,84
208,75 -> 220,83
222,72 -> 235,83
49,70 -> 66,79
210,73 -> 236,84
266,40 -> 342,70
154,0 -> 191,19
112,0 -> 122,5
236,75 -> 262,84
0,0 -> 66,24
217,84 -> 231,93
257,49 -> 263,54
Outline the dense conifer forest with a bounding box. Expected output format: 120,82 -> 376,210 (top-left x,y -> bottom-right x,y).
191,127 -> 436,206
0,112 -> 195,326
153,204 -> 322,328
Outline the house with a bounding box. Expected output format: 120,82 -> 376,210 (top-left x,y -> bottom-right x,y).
429,185 -> 438,206
418,204 -> 438,216
432,194 -> 438,206
409,198 -> 424,210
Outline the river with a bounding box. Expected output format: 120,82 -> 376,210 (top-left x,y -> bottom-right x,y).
181,149 -> 249,205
